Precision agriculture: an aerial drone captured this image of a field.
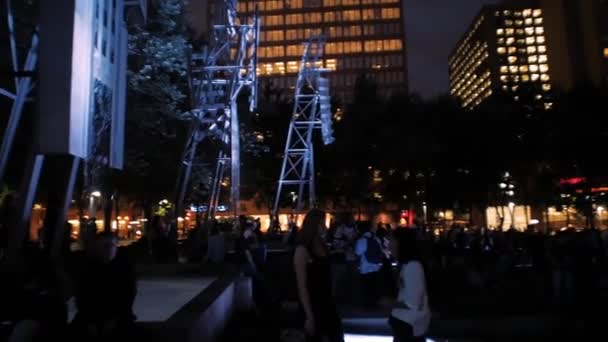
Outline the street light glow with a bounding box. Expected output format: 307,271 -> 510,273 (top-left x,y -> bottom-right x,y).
91,191 -> 102,198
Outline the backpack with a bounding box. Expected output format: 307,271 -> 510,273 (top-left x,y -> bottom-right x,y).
364,235 -> 384,264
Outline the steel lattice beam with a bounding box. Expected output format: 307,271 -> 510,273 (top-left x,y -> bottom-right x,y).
176,1 -> 260,218
273,35 -> 335,216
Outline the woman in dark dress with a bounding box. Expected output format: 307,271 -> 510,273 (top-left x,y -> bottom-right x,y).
294,209 -> 344,342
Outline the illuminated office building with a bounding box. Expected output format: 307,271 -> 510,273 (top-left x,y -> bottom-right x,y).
237,0 -> 408,100
449,0 -> 608,110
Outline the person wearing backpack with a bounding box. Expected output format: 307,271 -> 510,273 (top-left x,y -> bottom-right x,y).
355,224 -> 384,307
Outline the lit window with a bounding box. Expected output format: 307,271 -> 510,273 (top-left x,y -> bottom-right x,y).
497,29 -> 504,35
527,46 -> 537,54
537,36 -> 546,44
512,75 -> 520,82
508,56 -> 518,64
534,18 -> 543,25
522,74 -> 530,82
326,59 -> 337,71
515,20 -> 523,26
525,18 -> 533,25
498,38 -> 505,44
508,47 -> 517,54
287,61 -> 299,73
523,9 -> 532,17
531,73 -> 540,81
541,74 -> 550,82
544,102 -> 553,110
533,9 -> 542,17
542,83 -> 551,91
517,39 -> 526,46
506,28 -> 514,35
514,11 -> 522,17
525,27 -> 535,35
535,27 -> 544,35
520,65 -> 529,73
512,85 -> 519,91
509,65 -> 518,73
502,85 -> 509,91
526,37 -> 536,44
505,20 -> 513,26
500,66 -> 509,73
539,55 -> 548,63
605,48 -> 608,58
535,94 -> 542,100
539,64 -> 549,73
497,47 -> 506,54
529,55 -> 538,63
529,65 -> 539,72
516,29 -> 525,35
504,10 -> 512,16
506,37 -> 515,45
538,45 -> 547,53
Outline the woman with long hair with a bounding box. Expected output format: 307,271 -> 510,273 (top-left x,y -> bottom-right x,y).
389,230 -> 431,342
294,209 -> 344,342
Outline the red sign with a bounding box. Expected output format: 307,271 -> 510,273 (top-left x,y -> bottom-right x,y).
560,177 -> 586,186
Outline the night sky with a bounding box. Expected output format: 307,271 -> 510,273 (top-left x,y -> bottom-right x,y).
404,0 -> 500,98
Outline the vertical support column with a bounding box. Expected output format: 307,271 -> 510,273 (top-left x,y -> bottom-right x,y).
6,154 -> 44,265
230,101 -> 240,217
51,157 -> 80,259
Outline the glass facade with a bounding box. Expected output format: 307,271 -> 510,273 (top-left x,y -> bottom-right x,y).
238,0 -> 408,100
449,7 -> 553,110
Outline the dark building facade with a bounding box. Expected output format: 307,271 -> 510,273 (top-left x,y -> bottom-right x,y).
237,0 -> 409,101
449,0 -> 608,110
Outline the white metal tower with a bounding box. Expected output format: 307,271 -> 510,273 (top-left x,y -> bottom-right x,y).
273,35 -> 335,215
176,0 -> 260,218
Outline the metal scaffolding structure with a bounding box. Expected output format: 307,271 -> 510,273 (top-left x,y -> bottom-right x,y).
176,0 -> 260,218
0,0 -> 38,184
273,36 -> 335,215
